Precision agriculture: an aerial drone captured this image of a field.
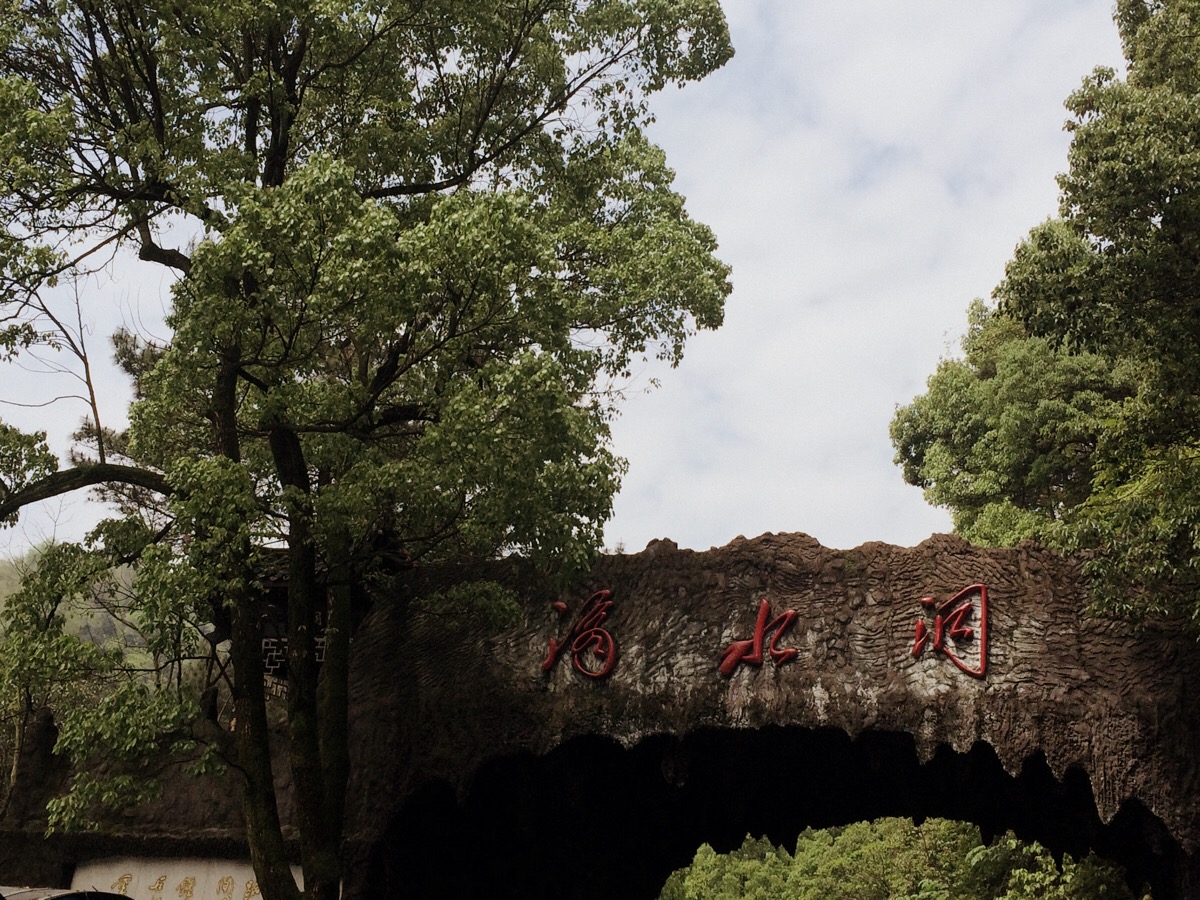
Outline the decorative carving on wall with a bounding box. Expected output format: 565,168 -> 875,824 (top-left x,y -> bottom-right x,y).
718,598 -> 799,676
911,583 -> 988,678
541,589 -> 617,678
99,870 -> 257,900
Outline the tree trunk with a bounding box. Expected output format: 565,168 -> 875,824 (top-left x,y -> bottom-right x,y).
270,426 -> 342,900
317,527 -> 353,865
231,589 -> 302,900
213,352 -> 302,900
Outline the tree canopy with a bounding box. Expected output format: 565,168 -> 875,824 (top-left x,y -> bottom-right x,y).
891,0 -> 1200,626
0,1 -> 733,898
658,820 -> 1141,900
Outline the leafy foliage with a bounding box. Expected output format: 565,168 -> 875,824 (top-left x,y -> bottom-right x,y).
659,820 -> 1143,900
0,545 -> 175,823
892,0 -> 1200,625
890,301 -> 1135,546
0,1 -> 733,897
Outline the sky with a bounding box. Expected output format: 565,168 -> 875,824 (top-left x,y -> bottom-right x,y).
0,1 -> 1128,559
601,0 -> 1127,554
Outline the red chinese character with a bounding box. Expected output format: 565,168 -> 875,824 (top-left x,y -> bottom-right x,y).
542,590 -> 617,678
911,584 -> 989,678
718,598 -> 799,676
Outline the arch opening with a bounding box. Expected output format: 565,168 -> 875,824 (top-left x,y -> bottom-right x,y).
367,725 -> 1182,899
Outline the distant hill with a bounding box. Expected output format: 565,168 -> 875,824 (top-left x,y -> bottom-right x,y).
0,558 -> 20,604
0,553 -> 125,646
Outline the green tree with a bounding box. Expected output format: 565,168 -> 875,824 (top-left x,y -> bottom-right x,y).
892,0 -> 1200,625
966,834 -> 1143,900
0,2 -> 733,898
659,821 -> 1140,900
786,818 -> 981,900
660,838 -> 791,900
890,301 -> 1134,547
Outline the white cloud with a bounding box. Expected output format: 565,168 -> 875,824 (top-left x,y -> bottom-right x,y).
0,247 -> 172,557
0,3 -> 1128,560
603,0 -> 1126,553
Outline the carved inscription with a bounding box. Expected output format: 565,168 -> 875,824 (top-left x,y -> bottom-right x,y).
718,598 -> 799,676
103,872 -> 256,899
911,584 -> 989,678
542,589 -> 617,678
73,858 -> 285,900
540,584 -> 991,682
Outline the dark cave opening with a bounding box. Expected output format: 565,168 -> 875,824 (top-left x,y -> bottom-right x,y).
369,726 -> 1184,899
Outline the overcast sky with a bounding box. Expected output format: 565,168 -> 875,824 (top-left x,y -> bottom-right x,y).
0,1 -> 1127,559
601,0 -> 1126,554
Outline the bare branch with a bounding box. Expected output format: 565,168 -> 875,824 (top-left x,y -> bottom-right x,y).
136,220 -> 192,274
0,463 -> 170,523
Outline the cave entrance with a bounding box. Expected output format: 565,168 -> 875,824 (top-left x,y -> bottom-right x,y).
368,726 -> 1182,899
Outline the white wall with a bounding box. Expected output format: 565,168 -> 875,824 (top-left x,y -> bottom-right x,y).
71,858 -> 303,900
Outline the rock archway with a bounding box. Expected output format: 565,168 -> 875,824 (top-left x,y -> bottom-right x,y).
341,533 -> 1200,899
365,727 -> 1180,899
3,532 -> 1198,898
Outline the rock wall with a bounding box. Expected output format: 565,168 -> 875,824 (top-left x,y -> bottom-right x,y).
5,532 -> 1200,898
344,532 -> 1200,897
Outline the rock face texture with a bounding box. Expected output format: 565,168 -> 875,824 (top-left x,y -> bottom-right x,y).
344,533 -> 1200,899
4,532 -> 1200,898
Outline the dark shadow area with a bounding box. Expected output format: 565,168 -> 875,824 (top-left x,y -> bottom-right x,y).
368,726 -> 1185,899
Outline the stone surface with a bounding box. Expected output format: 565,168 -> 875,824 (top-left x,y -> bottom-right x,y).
5,532 -> 1200,898
344,532 -> 1200,897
